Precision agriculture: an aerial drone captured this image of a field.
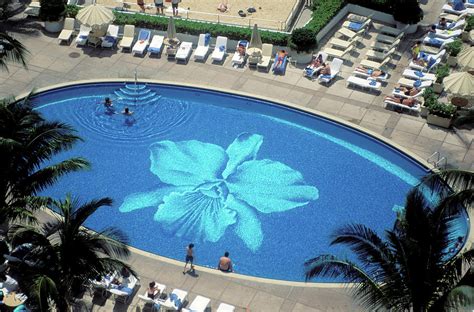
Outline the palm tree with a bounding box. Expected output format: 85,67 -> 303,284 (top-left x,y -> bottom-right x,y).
0,95 -> 89,223
8,195 -> 134,311
0,30 -> 29,71
304,170 -> 473,312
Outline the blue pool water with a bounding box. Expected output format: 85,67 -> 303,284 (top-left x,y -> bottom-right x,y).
33,82 -> 467,282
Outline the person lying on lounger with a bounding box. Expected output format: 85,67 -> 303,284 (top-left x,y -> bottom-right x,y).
385,96 -> 418,107
318,63 -> 331,76
274,50 -> 288,68
237,43 -> 246,56
355,67 -> 386,78
395,85 -> 421,96
304,54 -> 324,76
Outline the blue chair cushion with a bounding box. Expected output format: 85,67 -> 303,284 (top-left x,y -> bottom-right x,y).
320,74 -> 332,79
427,57 -> 436,69
429,38 -> 443,46
204,33 -> 211,46
348,22 -> 363,31
414,70 -> 424,77
219,45 -> 225,52
414,80 -> 422,88
369,80 -> 376,86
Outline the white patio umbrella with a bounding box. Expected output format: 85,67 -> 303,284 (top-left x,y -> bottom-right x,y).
457,47 -> 474,70
444,71 -> 474,98
76,4 -> 115,29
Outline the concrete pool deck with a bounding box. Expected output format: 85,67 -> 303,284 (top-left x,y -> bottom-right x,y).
2,12 -> 473,312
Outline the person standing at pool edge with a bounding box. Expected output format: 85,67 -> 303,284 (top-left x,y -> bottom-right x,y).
171,0 -> 179,16
217,251 -> 233,272
183,243 -> 195,274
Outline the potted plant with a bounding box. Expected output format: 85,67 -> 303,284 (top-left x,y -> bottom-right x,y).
445,38 -> 462,67
427,100 -> 457,128
462,15 -> 474,42
433,64 -> 450,94
39,0 -> 66,32
420,87 -> 435,117
288,28 -> 317,63
393,0 -> 423,33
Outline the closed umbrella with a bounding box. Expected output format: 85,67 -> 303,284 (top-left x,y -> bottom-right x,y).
166,16 -> 177,42
76,4 -> 114,29
444,71 -> 474,98
249,24 -> 262,49
457,47 -> 474,70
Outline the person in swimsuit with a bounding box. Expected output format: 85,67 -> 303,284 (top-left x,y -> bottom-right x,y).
155,0 -> 164,14
122,107 -> 134,115
217,251 -> 233,272
385,96 -> 417,107
183,243 -> 195,274
274,50 -> 287,68
147,281 -> 158,299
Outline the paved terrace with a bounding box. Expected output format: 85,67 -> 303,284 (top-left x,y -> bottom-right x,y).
2,10 -> 473,312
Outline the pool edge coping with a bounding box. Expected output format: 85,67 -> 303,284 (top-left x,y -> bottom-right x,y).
25,79 -> 436,288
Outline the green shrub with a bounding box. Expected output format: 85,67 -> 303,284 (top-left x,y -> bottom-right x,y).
428,101 -> 457,118
288,28 -> 317,52
465,15 -> 474,32
40,0 -> 66,22
305,0 -> 346,33
422,87 -> 435,102
393,0 -> 423,24
445,39 -> 463,57
66,4 -> 80,18
435,64 -> 450,83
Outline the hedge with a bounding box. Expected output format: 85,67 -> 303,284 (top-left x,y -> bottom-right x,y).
304,0 -> 346,33
66,5 -> 289,46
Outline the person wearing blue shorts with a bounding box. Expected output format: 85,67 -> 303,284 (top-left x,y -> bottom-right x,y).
183,243 -> 194,274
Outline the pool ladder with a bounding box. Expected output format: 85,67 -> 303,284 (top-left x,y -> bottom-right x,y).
427,152 -> 447,169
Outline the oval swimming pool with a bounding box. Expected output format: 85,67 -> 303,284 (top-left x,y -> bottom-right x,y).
33,82 -> 467,282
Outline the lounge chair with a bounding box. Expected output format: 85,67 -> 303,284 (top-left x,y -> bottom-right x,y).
231,40 -> 249,66
436,19 -> 466,30
420,39 -> 453,54
101,24 -> 119,49
397,77 -> 433,88
392,88 -> 424,99
257,43 -> 274,71
109,274 -> 139,304
317,57 -> 343,84
132,29 -> 151,56
75,24 -> 91,46
211,36 -> 227,62
149,35 -> 164,56
409,55 -> 443,72
194,33 -> 210,61
182,295 -> 211,312
402,68 -> 436,81
370,38 -> 401,52
163,288 -> 187,311
176,41 -> 193,63
137,282 -> 166,310
360,56 -> 391,70
346,76 -> 381,92
423,36 -> 454,48
337,27 -> 366,40
329,36 -> 360,50
58,17 -> 75,44
374,31 -> 404,44
217,303 -> 236,312
272,52 -> 288,75
442,4 -> 474,15
439,12 -> 469,21
353,67 -> 389,81
346,13 -> 371,23
378,24 -> 408,37
304,51 -> 328,78
365,47 -> 396,61
323,45 -> 354,60
120,24 -> 135,51
342,18 -> 371,32
137,295 -> 159,312
434,29 -> 462,39
467,0 -> 474,8
384,97 -> 421,114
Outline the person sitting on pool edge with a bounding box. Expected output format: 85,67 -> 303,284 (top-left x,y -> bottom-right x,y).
122,107 -> 133,116
217,251 -> 233,272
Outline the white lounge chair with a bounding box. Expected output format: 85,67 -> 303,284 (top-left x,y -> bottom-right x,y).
329,36 -> 359,50
467,0 -> 474,8
323,45 -> 354,59
346,76 -> 381,92
58,17 -> 75,44
318,57 -> 343,84
442,4 -> 474,15
231,40 -> 249,66
182,295 -> 211,312
101,24 -> 119,48
434,29 -> 462,39
109,274 -> 139,304
353,67 -> 389,81
342,18 -> 371,32
257,43 -> 274,71
375,31 -> 404,44
397,77 -> 433,88
217,303 -> 235,312
149,35 -> 164,56
365,47 -> 396,61
304,51 -> 328,78
163,288 -> 188,310
392,88 -> 424,99
370,38 -> 401,52
360,56 -> 391,70
378,24 -> 408,37
423,36 -> 455,48
439,11 -> 469,21
384,97 -> 421,114
132,29 -> 151,56
75,24 -> 91,46
420,38 -> 453,54
337,27 -> 366,40
176,41 -> 193,63
120,24 -> 135,51
409,56 -> 443,72
194,34 -> 210,60
402,68 -> 436,81
211,36 -> 227,62
437,19 -> 466,30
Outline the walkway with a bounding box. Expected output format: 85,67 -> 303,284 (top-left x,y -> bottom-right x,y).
1,10 -> 473,311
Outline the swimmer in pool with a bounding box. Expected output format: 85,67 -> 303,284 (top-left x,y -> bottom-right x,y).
122,107 -> 134,115
104,97 -> 113,108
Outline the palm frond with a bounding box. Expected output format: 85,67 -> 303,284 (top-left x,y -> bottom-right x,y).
421,170 -> 474,197
0,31 -> 29,72
71,197 -> 113,229
32,274 -> 58,312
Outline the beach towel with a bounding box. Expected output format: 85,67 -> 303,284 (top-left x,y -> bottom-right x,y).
204,33 -> 211,46
429,38 -> 443,46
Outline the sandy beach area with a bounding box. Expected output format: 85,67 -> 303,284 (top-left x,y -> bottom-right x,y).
96,0 -> 299,30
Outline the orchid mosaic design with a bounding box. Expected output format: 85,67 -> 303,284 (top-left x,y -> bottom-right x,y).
119,133 -> 318,251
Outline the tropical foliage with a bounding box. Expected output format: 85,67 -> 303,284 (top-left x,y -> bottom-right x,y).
0,30 -> 29,72
8,195 -> 133,311
305,170 -> 473,312
0,95 -> 89,223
